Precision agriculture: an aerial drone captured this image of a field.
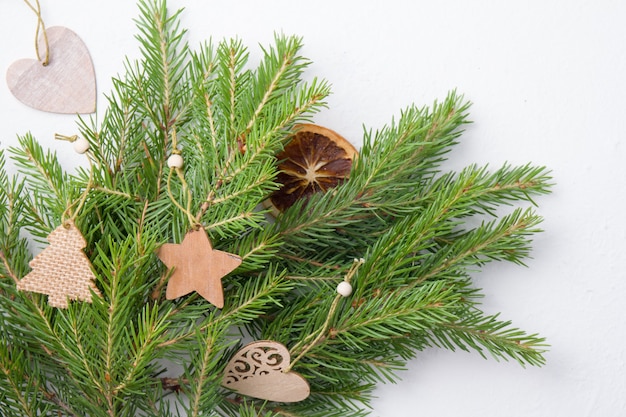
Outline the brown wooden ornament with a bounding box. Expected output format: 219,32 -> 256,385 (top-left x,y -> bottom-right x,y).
6,26 -> 96,114
157,228 -> 241,308
222,340 -> 310,403
16,221 -> 101,308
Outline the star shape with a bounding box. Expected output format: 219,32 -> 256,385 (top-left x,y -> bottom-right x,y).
157,228 -> 242,308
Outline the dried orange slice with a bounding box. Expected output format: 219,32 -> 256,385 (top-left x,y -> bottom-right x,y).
268,124 -> 357,213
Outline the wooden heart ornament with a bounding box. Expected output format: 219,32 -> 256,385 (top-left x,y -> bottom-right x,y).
6,26 -> 96,114
222,340 -> 310,403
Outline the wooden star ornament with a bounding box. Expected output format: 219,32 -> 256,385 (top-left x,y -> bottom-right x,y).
157,228 -> 241,308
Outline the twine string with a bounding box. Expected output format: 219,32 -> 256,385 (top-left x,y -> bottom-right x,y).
286,258 -> 364,371
166,127 -> 199,229
22,0 -> 50,66
55,134 -> 94,225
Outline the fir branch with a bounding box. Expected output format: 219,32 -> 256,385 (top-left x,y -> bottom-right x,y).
158,270 -> 292,349
64,310 -> 108,405
429,311 -> 548,366
0,251 -> 19,285
0,345 -> 49,417
219,397 -> 369,417
242,34 -> 310,135
10,134 -> 67,205
422,163 -> 552,219
219,399 -> 284,417
134,0 -> 189,131
287,260 -> 363,369
92,186 -> 139,201
187,33 -> 330,223
0,1 -> 553,414
9,134 -> 73,233
360,207 -> 543,299
415,209 -> 544,284
0,169 -> 29,286
115,305 -> 169,395
204,211 -> 259,236
77,77 -> 139,179
219,270 -> 293,325
8,297 -> 97,414
195,148 -> 237,217
232,229 -> 283,273
331,281 -> 462,346
269,401 -> 371,417
288,293 -> 343,370
274,91 -> 470,252
184,324 -> 227,417
206,170 -> 274,207
212,38 -> 250,141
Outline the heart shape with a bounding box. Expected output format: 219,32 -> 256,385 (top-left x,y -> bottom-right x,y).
6,26 -> 96,114
222,340 -> 310,403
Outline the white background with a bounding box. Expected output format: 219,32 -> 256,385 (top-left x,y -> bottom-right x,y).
1,1 -> 625,416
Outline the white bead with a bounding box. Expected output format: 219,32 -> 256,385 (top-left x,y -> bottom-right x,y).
336,281 -> 353,297
167,154 -> 184,169
73,137 -> 90,154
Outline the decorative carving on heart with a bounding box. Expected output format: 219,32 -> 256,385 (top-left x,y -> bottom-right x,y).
222,340 -> 310,403
6,26 -> 96,114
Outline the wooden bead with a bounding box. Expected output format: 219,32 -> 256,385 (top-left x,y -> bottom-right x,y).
337,281 -> 353,297
73,137 -> 90,154
167,154 -> 184,169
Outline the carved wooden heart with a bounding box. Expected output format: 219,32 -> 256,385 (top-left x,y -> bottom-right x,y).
6,26 -> 96,114
222,340 -> 310,403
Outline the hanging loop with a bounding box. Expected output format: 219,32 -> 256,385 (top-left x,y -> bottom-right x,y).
23,0 -> 50,66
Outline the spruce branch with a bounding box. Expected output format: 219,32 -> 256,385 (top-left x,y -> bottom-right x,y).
429,311 -> 548,366
273,92 -> 471,252
187,40 -> 330,234
160,269 -> 293,349
287,259 -> 363,370
183,325 -> 228,417
242,34 -> 311,136
0,251 -> 19,285
268,401 -> 371,417
0,173 -> 31,286
6,298 -> 95,414
0,343 -> 50,417
10,134 -> 67,205
9,134 -> 73,237
134,0 -> 189,131
0,0 -> 553,414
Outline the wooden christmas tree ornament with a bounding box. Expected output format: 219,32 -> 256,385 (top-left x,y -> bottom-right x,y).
222,340 -> 311,403
157,228 -> 242,308
16,220 -> 101,308
6,26 -> 96,114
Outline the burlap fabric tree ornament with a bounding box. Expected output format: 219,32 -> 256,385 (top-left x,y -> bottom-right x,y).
17,220 -> 100,308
